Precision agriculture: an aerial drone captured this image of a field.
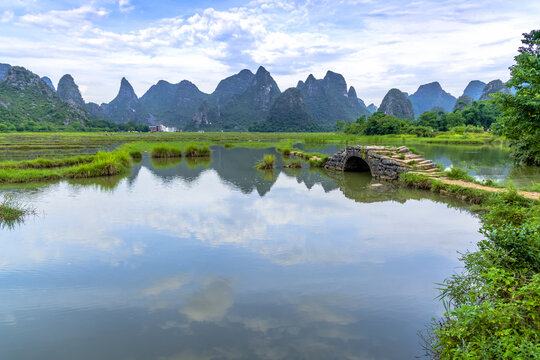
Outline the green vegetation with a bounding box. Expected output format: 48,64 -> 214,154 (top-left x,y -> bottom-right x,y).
0,155 -> 94,169
444,166 -> 475,182
290,150 -> 329,167
341,98 -> 501,141
129,150 -> 142,160
283,159 -> 302,168
0,151 -> 131,183
255,154 -> 275,170
0,194 -> 35,228
184,143 -> 211,157
401,173 -> 540,359
492,30 -> 540,165
151,145 -> 182,158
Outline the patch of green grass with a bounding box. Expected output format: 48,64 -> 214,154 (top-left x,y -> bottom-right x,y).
129,150 -> 142,160
184,143 -> 211,157
0,155 -> 94,169
0,151 -> 131,183
0,193 -> 35,228
151,145 -> 183,158
284,159 -> 302,168
255,154 -> 275,170
444,166 -> 475,182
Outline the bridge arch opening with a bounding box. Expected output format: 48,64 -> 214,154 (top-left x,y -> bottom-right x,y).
343,156 -> 371,173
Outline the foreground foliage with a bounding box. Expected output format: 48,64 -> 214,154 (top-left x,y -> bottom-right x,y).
492,29 -> 540,165
401,173 -> 540,358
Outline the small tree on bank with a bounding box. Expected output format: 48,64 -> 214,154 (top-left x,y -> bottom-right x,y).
492,29 -> 540,165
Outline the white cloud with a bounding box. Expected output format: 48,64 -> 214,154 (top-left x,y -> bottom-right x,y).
0,10 -> 14,23
18,5 -> 109,31
118,0 -> 134,13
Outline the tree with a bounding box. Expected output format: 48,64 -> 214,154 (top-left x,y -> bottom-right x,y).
461,101 -> 499,129
492,29 -> 540,165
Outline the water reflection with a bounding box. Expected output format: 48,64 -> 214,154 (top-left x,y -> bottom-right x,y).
0,147 -> 483,359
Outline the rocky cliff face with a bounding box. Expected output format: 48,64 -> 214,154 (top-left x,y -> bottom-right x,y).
296,71 -> 370,129
250,88 -> 318,132
408,81 -> 457,117
101,77 -> 139,123
57,74 -> 86,108
210,69 -> 254,106
136,80 -> 183,125
172,80 -> 209,126
187,101 -> 222,131
85,102 -> 106,120
378,88 -> 414,120
0,67 -> 87,126
462,80 -> 486,100
480,79 -> 511,100
217,66 -> 281,130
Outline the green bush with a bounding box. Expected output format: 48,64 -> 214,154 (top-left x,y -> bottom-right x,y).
184,143 -> 211,157
151,145 -> 182,158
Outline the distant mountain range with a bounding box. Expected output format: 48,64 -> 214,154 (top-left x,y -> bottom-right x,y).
0,62 -> 514,131
378,79 -> 514,119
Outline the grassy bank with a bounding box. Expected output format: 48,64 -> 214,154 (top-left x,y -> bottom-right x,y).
400,173 -> 539,358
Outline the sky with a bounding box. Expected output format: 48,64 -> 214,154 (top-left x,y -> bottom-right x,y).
0,0 -> 538,106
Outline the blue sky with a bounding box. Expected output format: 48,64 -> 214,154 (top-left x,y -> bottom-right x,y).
1,0 -> 538,105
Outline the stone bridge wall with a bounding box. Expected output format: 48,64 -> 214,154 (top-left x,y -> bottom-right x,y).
324,145 -> 437,181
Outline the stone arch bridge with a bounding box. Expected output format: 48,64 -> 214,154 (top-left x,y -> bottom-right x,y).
324,145 -> 438,181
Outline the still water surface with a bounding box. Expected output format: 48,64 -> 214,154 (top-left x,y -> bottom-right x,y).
1,147 -> 483,359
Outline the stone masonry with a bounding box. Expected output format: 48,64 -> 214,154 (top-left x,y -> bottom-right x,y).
324,145 -> 438,181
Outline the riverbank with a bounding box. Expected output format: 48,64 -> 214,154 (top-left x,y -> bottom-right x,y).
399,172 -> 539,359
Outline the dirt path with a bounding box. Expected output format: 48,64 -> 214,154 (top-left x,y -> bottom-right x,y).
437,178 -> 539,201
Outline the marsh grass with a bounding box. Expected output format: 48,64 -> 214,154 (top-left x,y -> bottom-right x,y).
291,150 -> 329,167
0,155 -> 94,169
151,145 -> 182,158
284,159 -> 302,168
255,154 -> 275,170
184,143 -> 211,157
0,193 -> 36,228
129,150 -> 142,160
0,151 -> 131,183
